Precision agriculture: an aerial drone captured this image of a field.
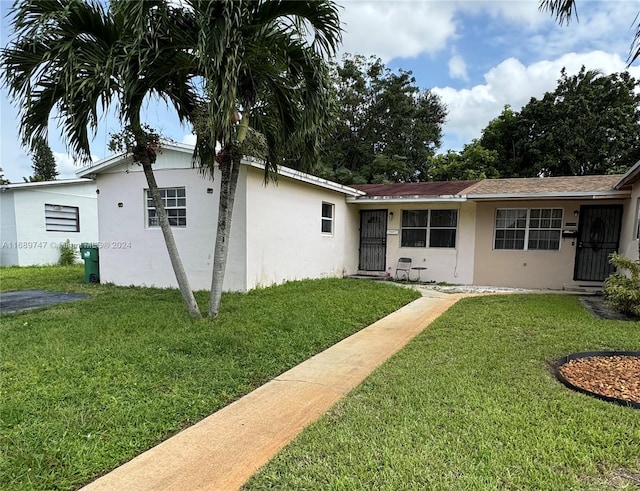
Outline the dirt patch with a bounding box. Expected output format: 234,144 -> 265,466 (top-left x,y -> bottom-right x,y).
579,295 -> 640,321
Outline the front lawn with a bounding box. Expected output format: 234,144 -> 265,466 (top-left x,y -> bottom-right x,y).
245,294 -> 640,490
0,265 -> 420,490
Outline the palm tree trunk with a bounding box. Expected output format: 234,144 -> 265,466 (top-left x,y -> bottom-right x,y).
208,151 -> 241,317
141,161 -> 202,319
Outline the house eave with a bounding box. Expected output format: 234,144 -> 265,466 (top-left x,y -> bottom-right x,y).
346,195 -> 468,204
0,178 -> 95,192
245,160 -> 365,197
614,160 -> 640,189
467,190 -> 630,201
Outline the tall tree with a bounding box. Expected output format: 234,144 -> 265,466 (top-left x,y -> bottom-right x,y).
480,68 -> 640,177
2,0 -> 202,318
0,168 -> 9,185
541,0 -> 640,65
175,1 -> 342,317
428,140 -> 501,181
319,54 -> 447,184
25,137 -> 58,182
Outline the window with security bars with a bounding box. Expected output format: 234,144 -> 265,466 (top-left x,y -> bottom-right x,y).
494,208 -> 562,250
146,188 -> 186,227
401,209 -> 458,248
45,204 -> 80,232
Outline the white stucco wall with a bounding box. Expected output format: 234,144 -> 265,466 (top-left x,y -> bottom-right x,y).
94,152 -> 247,291
244,166 -> 360,288
473,199 -> 627,289
0,181 -> 98,266
618,183 -> 639,261
358,202 -> 476,284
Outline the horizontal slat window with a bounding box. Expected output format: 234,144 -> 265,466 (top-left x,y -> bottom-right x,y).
45,204 -> 79,232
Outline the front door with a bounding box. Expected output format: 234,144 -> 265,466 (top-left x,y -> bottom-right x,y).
359,209 -> 387,271
573,205 -> 623,282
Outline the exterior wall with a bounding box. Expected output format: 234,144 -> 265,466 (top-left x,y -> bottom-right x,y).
358,202 -> 476,284
95,152 -> 247,291
0,192 -> 18,265
244,166 -> 360,288
618,182 -> 640,261
0,182 -> 98,266
473,199 -> 627,289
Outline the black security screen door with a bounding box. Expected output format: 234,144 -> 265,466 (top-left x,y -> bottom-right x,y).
573,205 -> 623,282
359,209 -> 387,271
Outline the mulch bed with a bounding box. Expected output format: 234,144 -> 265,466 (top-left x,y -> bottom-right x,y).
556,352 -> 640,409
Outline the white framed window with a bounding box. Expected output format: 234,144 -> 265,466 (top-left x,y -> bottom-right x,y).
45,204 -> 79,232
494,208 -> 563,251
146,188 -> 186,228
401,209 -> 458,248
321,202 -> 334,234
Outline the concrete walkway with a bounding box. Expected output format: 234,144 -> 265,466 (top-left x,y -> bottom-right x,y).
83,290 -> 465,491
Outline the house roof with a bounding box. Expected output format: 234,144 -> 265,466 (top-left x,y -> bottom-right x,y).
349,181 -> 479,203
464,174 -> 628,200
614,160 -> 640,189
76,142 -> 365,198
0,178 -> 95,192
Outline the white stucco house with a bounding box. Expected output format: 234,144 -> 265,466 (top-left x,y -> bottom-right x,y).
0,179 -> 99,266
76,143 -> 639,291
77,142 -> 362,291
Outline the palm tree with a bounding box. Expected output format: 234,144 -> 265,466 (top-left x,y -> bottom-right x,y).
1,0 -> 202,318
540,0 -> 640,65
184,0 -> 342,316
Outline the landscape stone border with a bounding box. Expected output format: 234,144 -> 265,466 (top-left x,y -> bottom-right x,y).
555,351 -> 640,410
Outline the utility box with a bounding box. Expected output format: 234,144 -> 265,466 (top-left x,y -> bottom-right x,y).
80,243 -> 100,283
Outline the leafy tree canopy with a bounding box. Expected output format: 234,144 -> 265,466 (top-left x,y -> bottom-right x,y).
317,54 -> 447,184
427,140 -> 501,181
0,167 -> 9,184
479,67 -> 640,177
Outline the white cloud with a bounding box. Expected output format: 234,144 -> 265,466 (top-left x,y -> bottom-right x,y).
182,133 -> 197,146
53,152 -> 85,180
448,54 -> 469,81
434,50 -> 640,151
337,1 -> 458,61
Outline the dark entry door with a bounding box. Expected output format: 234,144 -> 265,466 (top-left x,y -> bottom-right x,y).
359,209 -> 387,271
573,205 -> 623,282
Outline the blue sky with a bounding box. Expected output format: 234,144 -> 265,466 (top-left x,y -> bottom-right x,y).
1,0 -> 640,182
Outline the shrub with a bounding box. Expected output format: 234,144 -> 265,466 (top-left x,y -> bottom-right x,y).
58,239 -> 77,266
604,248 -> 640,317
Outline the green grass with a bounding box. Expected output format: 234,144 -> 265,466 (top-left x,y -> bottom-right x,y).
244,294 -> 640,490
0,265 -> 420,490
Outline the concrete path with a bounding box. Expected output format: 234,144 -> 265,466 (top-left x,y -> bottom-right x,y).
82,290 -> 465,491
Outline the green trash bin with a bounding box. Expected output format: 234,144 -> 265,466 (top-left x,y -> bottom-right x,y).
80,243 -> 100,283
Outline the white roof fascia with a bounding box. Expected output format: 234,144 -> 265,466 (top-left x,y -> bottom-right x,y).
614,160 -> 640,189
76,141 -> 196,178
346,195 -> 467,204
243,159 -> 365,197
467,190 -> 630,200
0,178 -> 95,192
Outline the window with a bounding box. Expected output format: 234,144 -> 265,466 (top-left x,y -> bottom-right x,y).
146,188 -> 186,227
45,204 -> 79,232
321,202 -> 334,234
401,209 -> 458,248
494,208 -> 562,251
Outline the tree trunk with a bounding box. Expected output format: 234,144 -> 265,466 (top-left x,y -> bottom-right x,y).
208,150 -> 241,317
141,160 -> 202,319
